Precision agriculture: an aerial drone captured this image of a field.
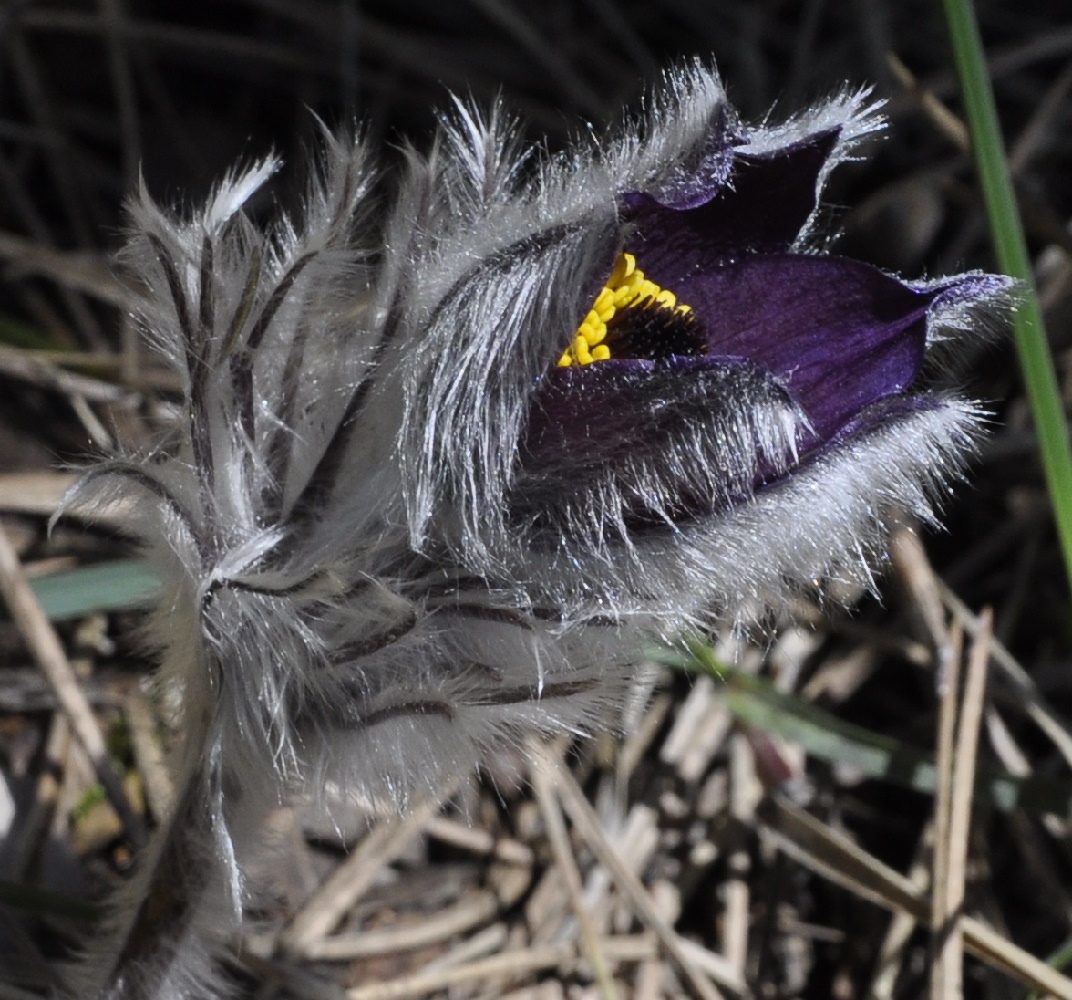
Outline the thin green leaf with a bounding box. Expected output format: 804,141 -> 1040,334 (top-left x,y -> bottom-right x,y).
0,313 -> 64,351
1028,938 -> 1072,1000
942,0 -> 1072,601
675,642 -> 1072,818
5,558 -> 160,623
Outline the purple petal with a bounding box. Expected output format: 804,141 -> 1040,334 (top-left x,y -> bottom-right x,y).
786,392 -> 961,479
623,129 -> 840,274
517,357 -> 804,529
523,359 -> 664,470
669,254 -> 935,441
828,392 -> 961,447
917,271 -> 1017,331
637,101 -> 744,210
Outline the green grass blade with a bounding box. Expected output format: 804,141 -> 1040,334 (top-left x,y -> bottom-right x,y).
0,558 -> 161,623
656,640 -> 1072,818
721,669 -> 1072,816
942,0 -> 1072,600
1028,938 -> 1072,1000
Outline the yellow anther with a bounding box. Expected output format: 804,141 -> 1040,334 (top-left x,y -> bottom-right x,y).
593,288 -> 615,312
608,253 -> 635,284
558,252 -> 695,366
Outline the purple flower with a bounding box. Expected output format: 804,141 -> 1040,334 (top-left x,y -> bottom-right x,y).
403,74 -> 1010,622
515,135 -> 1008,551
63,65 -> 1011,998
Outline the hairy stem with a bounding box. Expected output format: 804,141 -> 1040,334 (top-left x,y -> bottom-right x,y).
64,702 -> 245,1000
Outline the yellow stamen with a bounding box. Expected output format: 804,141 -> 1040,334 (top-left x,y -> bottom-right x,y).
558,252 -> 694,367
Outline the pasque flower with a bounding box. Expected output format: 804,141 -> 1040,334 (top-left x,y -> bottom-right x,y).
63,65 -> 1010,998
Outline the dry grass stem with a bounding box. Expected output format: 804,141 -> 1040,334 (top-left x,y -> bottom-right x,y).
343,936 -> 660,1000
0,473 -> 77,516
868,827 -> 934,1000
300,866 -> 530,961
280,785 -> 456,957
930,620 -> 962,1000
661,675 -> 733,784
123,684 -> 174,823
933,611 -> 991,1000
892,524 -> 956,689
723,734 -> 754,977
552,753 -> 743,1000
634,880 -> 680,1000
416,920 -> 512,974
0,521 -> 146,848
0,346 -> 142,406
531,748 -> 621,1000
8,711 -> 68,881
0,231 -> 132,309
763,796 -> 1072,1000
940,582 -> 1072,769
424,816 -> 534,865
886,52 -> 970,151
617,690 -> 673,781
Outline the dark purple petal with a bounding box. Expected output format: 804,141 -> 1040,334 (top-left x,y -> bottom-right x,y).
516,357 -> 804,531
524,359 -> 659,470
667,254 -> 934,441
639,100 -> 744,209
623,129 -> 840,274
918,271 -> 1017,320
819,392 -> 956,453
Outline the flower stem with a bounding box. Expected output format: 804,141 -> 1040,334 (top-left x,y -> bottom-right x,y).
65,692 -> 241,1000
942,0 -> 1072,601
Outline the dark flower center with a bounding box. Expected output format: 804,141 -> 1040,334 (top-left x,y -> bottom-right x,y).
558,252 -> 707,366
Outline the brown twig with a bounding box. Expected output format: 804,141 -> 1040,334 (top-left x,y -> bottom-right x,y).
531,747 -> 621,1000
552,752 -> 745,1000
280,783 -> 455,957
762,795 -> 1072,1000
930,620 -> 963,1000
0,521 -> 147,848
